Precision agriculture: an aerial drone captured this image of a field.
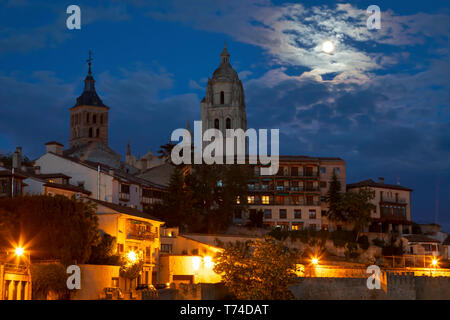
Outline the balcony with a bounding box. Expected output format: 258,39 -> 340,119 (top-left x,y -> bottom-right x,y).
119,192 -> 130,201
381,197 -> 407,204
127,230 -> 157,241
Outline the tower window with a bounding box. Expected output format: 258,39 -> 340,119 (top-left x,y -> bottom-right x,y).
214,119 -> 220,130
220,91 -> 224,104
100,114 -> 103,124
86,113 -> 90,124
96,128 -> 100,137
93,114 -> 97,124
226,118 -> 231,129
89,127 -> 93,138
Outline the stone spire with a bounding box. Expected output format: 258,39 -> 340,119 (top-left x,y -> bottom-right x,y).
74,50 -> 106,107
221,42 -> 230,64
126,139 -> 131,156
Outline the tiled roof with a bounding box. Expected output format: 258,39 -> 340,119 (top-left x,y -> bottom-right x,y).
44,182 -> 91,195
402,234 -> 440,243
89,198 -> 164,222
443,236 -> 450,246
347,179 -> 413,192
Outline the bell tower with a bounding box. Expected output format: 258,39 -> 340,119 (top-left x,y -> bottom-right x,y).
200,43 -> 247,136
69,51 -> 109,148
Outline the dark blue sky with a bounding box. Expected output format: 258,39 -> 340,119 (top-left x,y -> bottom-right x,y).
0,1 -> 449,231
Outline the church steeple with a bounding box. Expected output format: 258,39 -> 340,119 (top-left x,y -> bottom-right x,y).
220,42 -> 230,64
69,51 -> 110,148
75,50 -> 106,107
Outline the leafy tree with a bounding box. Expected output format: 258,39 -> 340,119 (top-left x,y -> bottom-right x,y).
0,152 -> 33,167
145,165 -> 196,231
0,195 -> 100,264
340,188 -> 376,241
214,239 -> 299,300
157,142 -> 175,162
120,260 -> 144,281
31,263 -> 69,300
88,232 -> 122,265
187,164 -> 252,233
247,209 -> 264,228
325,173 -> 345,222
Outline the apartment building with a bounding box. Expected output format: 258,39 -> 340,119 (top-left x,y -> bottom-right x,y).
243,155 -> 346,231
92,199 -> 164,289
34,142 -> 165,210
347,177 -> 413,235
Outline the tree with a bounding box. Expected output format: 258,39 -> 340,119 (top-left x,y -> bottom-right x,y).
187,163 -> 252,233
145,165 -> 196,231
157,142 -> 175,163
88,232 -> 122,265
325,172 -> 345,222
214,239 -> 299,300
340,188 -> 376,241
31,263 -> 69,300
247,209 -> 264,228
0,195 -> 100,265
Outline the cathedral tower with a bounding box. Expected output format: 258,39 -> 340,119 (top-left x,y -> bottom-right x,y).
201,43 -> 247,136
69,52 -> 109,148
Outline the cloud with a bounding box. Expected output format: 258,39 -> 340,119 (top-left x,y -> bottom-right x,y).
146,1 -> 450,83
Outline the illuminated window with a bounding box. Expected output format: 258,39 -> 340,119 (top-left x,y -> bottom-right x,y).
236,196 -> 240,204
262,195 -> 270,204
247,196 -> 255,204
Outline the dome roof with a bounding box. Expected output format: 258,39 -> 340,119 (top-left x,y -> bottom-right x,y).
212,62 -> 239,82
211,43 -> 239,82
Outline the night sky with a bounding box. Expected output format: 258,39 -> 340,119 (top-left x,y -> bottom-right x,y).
0,1 -> 449,231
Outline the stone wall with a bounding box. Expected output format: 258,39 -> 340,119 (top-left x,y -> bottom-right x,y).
289,273 -> 450,300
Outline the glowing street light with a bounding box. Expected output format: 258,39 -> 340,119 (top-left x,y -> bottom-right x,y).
431,258 -> 438,268
126,250 -> 138,264
15,247 -> 24,257
192,256 -> 201,272
311,257 -> 319,265
204,256 -> 213,269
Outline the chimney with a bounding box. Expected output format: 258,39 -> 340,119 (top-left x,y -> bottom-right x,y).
378,177 -> 385,184
140,158 -> 148,170
12,151 -> 21,169
34,166 -> 41,175
45,141 -> 64,156
16,147 -> 22,161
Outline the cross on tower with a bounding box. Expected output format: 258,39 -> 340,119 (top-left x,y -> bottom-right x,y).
86,50 -> 93,73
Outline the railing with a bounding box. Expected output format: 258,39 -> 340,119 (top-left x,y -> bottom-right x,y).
249,185 -> 319,192
381,197 -> 407,204
382,255 -> 440,268
119,192 -> 130,201
127,231 -> 156,241
249,200 -> 321,206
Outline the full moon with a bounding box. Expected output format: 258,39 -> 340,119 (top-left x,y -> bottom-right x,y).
322,41 -> 335,54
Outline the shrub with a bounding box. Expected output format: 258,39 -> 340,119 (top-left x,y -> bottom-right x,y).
357,235 -> 370,250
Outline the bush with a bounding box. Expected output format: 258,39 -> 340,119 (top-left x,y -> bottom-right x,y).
372,238 -> 385,247
357,235 -> 370,250
31,263 -> 68,300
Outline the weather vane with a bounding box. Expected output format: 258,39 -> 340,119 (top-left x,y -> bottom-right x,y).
87,50 -> 93,73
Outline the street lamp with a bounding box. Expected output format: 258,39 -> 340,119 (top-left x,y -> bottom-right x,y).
126,250 -> 138,264
311,257 -> 319,265
15,247 -> 24,257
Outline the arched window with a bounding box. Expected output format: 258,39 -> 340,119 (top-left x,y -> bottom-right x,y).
89,127 -> 93,138
86,113 -> 90,124
93,114 -> 97,124
214,119 -> 220,130
220,91 -> 225,104
96,128 -> 100,137
226,118 -> 231,129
